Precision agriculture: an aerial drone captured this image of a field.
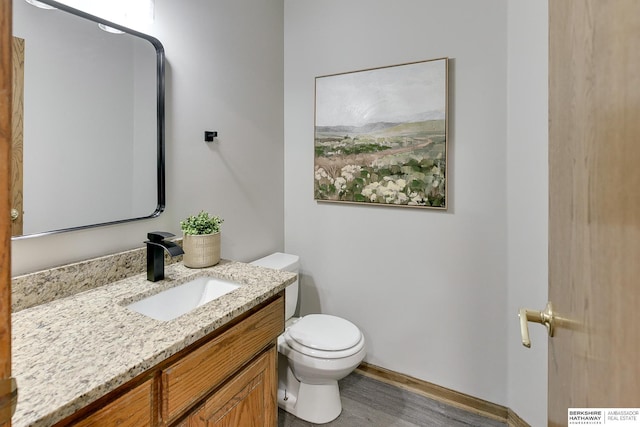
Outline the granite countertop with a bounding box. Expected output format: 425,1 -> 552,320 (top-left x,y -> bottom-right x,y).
12,260 -> 296,427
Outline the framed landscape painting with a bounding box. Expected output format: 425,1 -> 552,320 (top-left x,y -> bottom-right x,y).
314,58 -> 448,209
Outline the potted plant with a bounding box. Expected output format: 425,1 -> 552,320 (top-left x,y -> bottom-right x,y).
180,211 -> 224,268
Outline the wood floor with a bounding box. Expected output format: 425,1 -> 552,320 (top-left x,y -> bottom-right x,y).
277,372 -> 507,427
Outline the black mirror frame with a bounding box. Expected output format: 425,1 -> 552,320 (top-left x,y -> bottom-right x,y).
13,0 -> 165,240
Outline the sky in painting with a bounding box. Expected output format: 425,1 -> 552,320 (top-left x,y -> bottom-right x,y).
315,59 -> 447,127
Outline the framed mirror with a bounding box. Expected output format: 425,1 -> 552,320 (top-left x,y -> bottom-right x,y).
11,0 -> 165,239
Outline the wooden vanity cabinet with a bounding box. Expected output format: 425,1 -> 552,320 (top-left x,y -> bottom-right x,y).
72,377 -> 156,427
161,294 -> 282,424
56,294 -> 283,427
187,347 -> 277,427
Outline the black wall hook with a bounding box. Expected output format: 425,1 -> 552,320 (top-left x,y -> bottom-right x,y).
205,131 -> 218,142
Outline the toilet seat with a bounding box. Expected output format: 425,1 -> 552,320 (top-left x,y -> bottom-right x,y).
284,314 -> 364,359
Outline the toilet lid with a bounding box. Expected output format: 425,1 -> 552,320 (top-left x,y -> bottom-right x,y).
286,314 -> 362,351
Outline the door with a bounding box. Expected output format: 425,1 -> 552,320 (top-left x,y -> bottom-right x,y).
548,1 -> 640,425
0,0 -> 14,426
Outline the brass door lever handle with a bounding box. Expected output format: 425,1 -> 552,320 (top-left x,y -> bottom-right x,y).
519,302 -> 555,348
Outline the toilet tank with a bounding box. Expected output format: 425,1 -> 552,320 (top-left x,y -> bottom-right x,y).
250,253 -> 299,320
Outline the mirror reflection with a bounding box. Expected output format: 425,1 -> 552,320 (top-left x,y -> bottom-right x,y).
11,0 -> 164,239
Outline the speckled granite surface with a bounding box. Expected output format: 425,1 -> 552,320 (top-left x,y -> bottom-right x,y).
12,260 -> 295,427
12,242 -> 182,312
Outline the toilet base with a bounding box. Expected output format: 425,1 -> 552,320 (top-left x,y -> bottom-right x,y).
278,366 -> 342,424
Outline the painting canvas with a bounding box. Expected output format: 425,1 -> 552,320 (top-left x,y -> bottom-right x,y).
314,58 -> 448,209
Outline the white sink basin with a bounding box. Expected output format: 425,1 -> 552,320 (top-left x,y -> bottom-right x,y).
126,277 -> 240,321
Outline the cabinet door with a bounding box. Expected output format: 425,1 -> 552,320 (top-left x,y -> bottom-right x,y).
189,347 -> 277,427
163,297 -> 283,422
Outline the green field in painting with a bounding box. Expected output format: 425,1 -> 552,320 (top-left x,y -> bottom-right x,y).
314,120 -> 446,207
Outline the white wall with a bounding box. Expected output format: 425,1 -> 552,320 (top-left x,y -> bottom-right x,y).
284,0 -> 509,406
284,0 -> 549,422
12,0 -> 285,275
12,1 -> 548,422
506,1 -> 548,425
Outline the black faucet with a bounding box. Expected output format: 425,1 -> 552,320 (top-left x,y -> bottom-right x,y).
145,231 -> 185,282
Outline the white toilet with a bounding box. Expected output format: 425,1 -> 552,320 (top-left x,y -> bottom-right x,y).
251,253 -> 366,424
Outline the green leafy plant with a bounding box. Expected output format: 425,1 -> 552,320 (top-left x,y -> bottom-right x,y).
180,211 -> 224,235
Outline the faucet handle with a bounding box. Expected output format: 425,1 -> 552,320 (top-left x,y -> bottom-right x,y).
147,231 -> 175,242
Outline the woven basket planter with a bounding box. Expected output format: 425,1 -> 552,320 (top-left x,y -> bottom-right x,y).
182,232 -> 221,268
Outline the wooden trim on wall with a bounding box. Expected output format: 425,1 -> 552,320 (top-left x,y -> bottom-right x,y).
356,363 -> 531,427
507,408 -> 532,427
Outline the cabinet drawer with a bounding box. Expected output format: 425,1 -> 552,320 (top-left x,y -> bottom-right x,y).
73,379 -> 153,427
161,296 -> 283,422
